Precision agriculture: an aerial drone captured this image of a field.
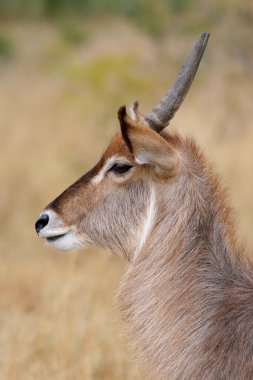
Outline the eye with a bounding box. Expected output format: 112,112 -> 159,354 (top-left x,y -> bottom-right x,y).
109,163 -> 133,175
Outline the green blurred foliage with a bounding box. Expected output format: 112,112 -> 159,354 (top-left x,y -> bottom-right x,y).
0,34 -> 12,59
0,0 -> 176,17
59,21 -> 89,45
0,0 -> 192,36
1,0 -> 252,38
0,0 -> 253,38
0,0 -> 250,19
169,0 -> 192,12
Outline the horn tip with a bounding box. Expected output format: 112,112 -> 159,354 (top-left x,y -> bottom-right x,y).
200,32 -> 210,47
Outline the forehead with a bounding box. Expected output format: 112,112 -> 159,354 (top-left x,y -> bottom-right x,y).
102,132 -> 132,162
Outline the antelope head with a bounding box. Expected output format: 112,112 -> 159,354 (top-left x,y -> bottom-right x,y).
35,33 -> 209,259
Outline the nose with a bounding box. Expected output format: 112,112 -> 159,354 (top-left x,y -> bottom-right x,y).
35,213 -> 49,234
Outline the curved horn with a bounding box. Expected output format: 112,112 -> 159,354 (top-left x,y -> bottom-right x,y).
143,32 -> 210,133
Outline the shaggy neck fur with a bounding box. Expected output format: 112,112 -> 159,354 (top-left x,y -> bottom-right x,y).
117,137 -> 253,380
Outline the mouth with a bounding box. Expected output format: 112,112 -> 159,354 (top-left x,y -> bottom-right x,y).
44,229 -> 82,252
46,233 -> 68,242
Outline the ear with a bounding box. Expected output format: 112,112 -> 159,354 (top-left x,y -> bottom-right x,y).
118,106 -> 179,177
129,100 -> 144,123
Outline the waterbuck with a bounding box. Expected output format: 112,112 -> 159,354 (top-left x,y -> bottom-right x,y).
35,33 -> 253,379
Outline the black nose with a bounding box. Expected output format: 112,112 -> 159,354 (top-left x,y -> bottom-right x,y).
35,213 -> 49,234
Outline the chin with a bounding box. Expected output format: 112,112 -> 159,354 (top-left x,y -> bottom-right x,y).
46,230 -> 85,252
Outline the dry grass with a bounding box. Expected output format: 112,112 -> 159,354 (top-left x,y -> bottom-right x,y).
1,14 -> 253,379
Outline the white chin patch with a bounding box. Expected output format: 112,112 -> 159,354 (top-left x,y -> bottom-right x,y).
46,230 -> 83,252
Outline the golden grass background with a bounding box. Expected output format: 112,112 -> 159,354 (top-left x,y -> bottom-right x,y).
1,5 -> 253,379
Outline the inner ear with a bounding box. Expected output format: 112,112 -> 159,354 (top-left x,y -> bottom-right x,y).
118,106 -> 179,177
129,101 -> 145,123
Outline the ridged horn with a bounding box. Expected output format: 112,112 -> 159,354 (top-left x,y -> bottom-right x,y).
143,32 -> 210,133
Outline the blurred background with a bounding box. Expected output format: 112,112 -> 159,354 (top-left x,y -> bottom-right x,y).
0,0 -> 253,379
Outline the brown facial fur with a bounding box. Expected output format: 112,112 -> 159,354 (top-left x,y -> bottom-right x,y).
47,132 -> 133,223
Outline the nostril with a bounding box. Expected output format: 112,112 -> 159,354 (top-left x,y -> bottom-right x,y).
35,213 -> 49,234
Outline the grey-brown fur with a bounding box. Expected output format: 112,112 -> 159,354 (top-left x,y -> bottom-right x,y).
117,133 -> 253,379
42,128 -> 253,379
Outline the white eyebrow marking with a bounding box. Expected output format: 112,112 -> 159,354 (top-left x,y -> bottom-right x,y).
92,156 -> 117,184
92,156 -> 134,184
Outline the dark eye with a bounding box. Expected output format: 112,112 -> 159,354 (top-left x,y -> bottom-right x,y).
109,163 -> 133,175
